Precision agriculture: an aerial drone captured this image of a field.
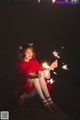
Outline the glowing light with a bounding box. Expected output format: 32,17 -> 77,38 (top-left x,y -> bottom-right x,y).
28,43 -> 33,46
19,46 -> 22,50
44,70 -> 50,79
62,64 -> 69,70
47,78 -> 55,84
42,62 -> 50,69
44,70 -> 50,76
56,0 -> 80,4
42,62 -> 55,70
38,0 -> 40,3
53,51 -> 60,59
53,71 -> 57,75
52,0 -> 56,3
50,78 -> 55,84
61,46 -> 64,49
71,0 -> 77,2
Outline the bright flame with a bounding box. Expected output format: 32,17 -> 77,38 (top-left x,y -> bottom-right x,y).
53,51 -> 60,59
44,70 -> 49,76
42,62 -> 50,69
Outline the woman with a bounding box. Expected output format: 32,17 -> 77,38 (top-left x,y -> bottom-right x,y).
15,43 -> 58,112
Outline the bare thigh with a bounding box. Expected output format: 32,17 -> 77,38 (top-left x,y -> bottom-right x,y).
28,78 -> 34,86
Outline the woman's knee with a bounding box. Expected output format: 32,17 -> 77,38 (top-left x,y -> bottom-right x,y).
32,78 -> 39,84
38,71 -> 44,78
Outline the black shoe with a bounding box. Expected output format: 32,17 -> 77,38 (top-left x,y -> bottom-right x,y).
41,99 -> 53,113
49,101 -> 58,111
46,97 -> 59,111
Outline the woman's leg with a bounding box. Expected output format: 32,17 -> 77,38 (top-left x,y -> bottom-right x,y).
32,78 -> 53,112
32,78 -> 46,100
38,72 -> 58,110
38,72 -> 52,99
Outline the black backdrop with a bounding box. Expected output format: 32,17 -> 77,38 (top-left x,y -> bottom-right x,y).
0,1 -> 80,120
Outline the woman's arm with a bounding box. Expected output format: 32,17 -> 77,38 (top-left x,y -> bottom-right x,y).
38,60 -> 58,79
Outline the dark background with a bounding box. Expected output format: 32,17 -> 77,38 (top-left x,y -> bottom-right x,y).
0,1 -> 80,120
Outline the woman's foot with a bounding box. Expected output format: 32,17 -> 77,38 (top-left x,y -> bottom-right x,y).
41,99 -> 53,113
17,96 -> 24,106
46,97 -> 58,111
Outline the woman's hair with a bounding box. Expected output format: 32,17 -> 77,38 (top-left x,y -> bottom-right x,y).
17,43 -> 36,60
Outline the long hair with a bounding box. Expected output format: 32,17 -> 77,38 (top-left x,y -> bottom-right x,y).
17,43 -> 36,60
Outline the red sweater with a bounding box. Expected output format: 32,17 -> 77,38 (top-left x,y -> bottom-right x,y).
15,58 -> 52,96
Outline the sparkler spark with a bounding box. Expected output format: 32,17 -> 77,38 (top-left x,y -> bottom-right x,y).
53,71 -> 57,75
62,64 -> 69,70
53,51 -> 60,59
47,78 -> 55,84
49,78 -> 55,84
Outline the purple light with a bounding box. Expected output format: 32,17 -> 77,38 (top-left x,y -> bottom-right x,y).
56,1 -> 80,4
55,0 -> 80,4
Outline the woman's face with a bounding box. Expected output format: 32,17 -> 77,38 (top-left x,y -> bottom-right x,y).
24,48 -> 33,60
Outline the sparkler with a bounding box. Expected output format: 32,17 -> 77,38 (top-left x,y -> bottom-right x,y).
52,48 -> 69,71
42,62 -> 55,71
42,62 -> 57,84
42,62 -> 50,69
42,46 -> 69,85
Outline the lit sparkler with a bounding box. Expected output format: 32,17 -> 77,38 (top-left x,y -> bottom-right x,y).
52,47 -> 70,72
42,46 -> 69,85
42,62 -> 50,69
42,62 -> 55,71
42,62 -> 58,82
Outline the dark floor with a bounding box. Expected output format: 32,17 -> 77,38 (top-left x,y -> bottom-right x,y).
0,76 -> 80,120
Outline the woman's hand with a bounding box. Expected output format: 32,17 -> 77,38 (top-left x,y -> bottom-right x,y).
50,60 -> 58,69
